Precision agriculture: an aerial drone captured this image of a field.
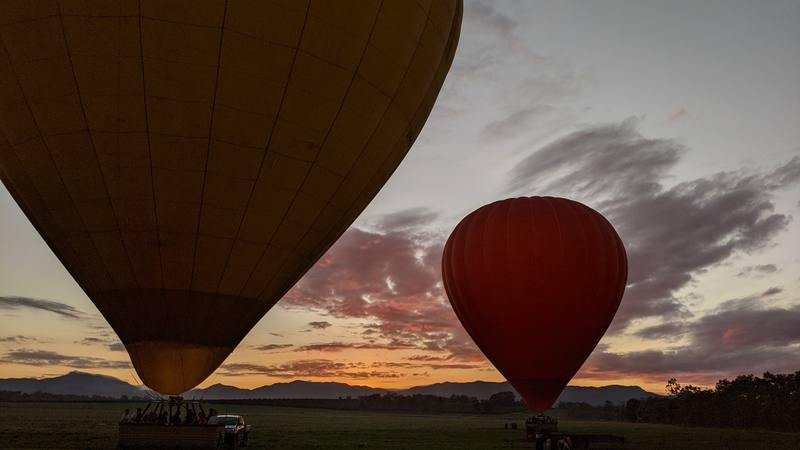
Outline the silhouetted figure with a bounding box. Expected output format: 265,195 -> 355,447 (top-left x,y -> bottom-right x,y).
170,410 -> 182,426
158,411 -> 168,425
134,407 -> 143,423
197,411 -> 208,425
185,408 -> 197,425
120,408 -> 133,423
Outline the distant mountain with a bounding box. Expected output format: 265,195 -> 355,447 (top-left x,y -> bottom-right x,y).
0,373 -> 655,405
187,383 -> 252,400
187,380 -> 387,400
556,385 -> 655,405
398,381 -> 655,405
400,381 -> 515,399
0,371 -> 147,398
255,380 -> 388,400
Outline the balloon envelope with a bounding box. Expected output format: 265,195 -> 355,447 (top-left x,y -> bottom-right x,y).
442,197 -> 627,412
0,1 -> 462,394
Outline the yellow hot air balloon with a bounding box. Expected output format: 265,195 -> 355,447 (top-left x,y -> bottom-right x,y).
0,0 -> 462,394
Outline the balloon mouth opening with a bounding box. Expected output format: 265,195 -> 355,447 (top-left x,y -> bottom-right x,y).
508,377 -> 569,414
126,341 -> 233,395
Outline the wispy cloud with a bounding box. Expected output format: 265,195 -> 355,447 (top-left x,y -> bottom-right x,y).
481,105 -> 555,140
373,207 -> 439,232
107,343 -> 125,352
736,264 -> 779,277
1,349 -> 130,369
221,360 -> 401,379
75,336 -> 125,353
0,335 -> 43,344
581,287 -> 800,384
296,341 -> 416,353
667,107 -> 688,124
252,343 -> 294,352
0,296 -> 85,319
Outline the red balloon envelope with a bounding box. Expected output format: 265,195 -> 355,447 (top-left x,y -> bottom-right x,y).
442,197 -> 627,412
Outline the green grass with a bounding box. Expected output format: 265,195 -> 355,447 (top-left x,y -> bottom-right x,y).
1,402 -> 799,449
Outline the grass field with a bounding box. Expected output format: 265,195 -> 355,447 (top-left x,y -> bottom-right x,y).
1,402 -> 799,449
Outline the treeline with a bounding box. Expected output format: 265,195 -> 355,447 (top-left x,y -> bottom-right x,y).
555,372 -> 800,432
0,391 -> 148,402
554,401 -> 627,421
624,372 -> 800,431
209,391 -> 527,414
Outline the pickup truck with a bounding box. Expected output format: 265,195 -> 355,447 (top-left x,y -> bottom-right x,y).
209,414 -> 250,448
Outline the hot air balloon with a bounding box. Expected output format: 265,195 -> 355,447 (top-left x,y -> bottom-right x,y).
442,197 -> 627,412
0,1 -> 462,394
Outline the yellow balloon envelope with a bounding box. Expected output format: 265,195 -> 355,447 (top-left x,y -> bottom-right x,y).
0,0 -> 462,394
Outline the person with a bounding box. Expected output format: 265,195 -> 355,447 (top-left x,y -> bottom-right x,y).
197,411 -> 208,425
133,408 -> 143,423
185,408 -> 197,425
170,409 -> 182,426
158,411 -> 168,425
120,408 -> 132,423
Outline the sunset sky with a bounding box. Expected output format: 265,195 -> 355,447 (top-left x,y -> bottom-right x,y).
1,0 -> 799,394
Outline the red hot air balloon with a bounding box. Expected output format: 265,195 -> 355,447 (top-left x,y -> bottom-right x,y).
441,197 -> 627,412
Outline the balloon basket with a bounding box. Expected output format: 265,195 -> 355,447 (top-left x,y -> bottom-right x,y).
524,415 -> 626,449
524,415 -> 558,450
525,414 -> 559,438
118,397 -> 225,449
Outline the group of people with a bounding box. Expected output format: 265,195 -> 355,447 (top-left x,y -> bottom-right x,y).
526,414 -> 558,425
120,407 -> 218,426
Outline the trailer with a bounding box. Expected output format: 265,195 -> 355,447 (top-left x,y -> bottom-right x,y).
525,415 -> 625,449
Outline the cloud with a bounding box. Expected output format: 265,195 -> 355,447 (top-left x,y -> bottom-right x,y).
284,211 -> 483,363
75,336 -> 125,353
252,343 -> 294,352
220,359 -> 400,379
508,119 -> 800,330
296,341 -> 416,353
481,105 -> 555,140
1,349 -> 130,369
406,354 -> 453,362
667,107 -> 688,124
307,321 -> 332,330
374,208 -> 439,232
632,322 -> 688,342
371,360 -> 484,371
0,296 -> 85,319
736,264 -> 779,277
421,1 -> 579,143
280,119 -> 798,383
761,286 -> 783,297
582,288 -> 800,384
0,335 -> 42,344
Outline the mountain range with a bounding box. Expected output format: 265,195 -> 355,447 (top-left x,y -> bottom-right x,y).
0,371 -> 656,406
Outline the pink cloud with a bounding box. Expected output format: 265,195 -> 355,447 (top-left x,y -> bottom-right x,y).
667,107 -> 688,124
282,220 -> 484,364
221,359 -> 401,379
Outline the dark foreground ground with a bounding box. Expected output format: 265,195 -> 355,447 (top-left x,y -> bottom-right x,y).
1,402 -> 800,449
